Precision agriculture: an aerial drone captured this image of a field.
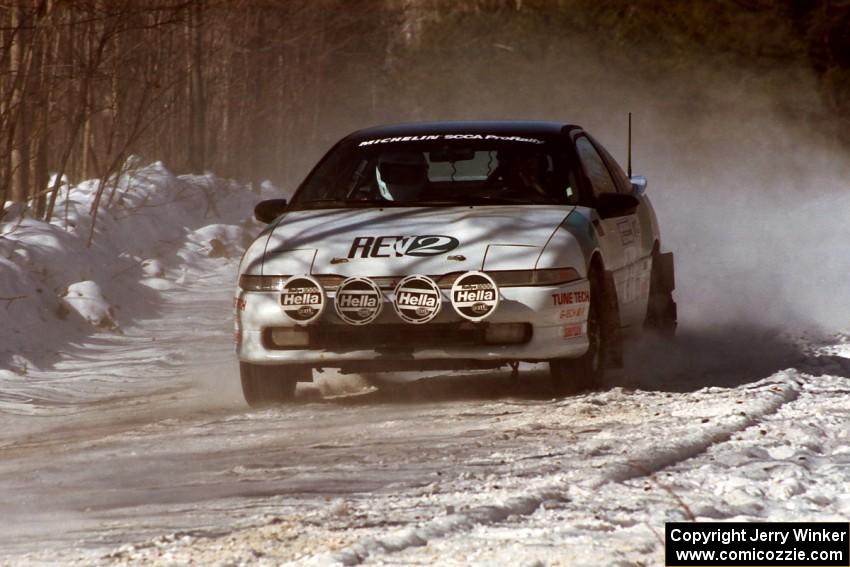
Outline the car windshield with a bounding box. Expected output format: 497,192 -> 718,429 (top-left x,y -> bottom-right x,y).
289,134 -> 578,209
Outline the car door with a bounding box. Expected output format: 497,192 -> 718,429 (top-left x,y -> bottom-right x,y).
590,135 -> 655,323
573,134 -> 647,328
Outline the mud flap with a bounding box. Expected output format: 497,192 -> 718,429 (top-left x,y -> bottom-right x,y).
660,251 -> 677,325
601,269 -> 624,369
645,251 -> 678,336
658,251 -> 675,292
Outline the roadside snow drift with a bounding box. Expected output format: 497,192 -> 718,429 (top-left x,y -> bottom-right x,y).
0,162 -> 265,380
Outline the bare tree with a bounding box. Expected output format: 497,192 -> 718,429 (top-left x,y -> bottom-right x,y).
186,0 -> 204,172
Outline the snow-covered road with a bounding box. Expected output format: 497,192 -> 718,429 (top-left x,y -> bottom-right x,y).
2,257 -> 848,567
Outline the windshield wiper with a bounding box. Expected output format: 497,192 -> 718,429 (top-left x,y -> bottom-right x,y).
294,196 -> 550,210
467,195 -> 541,204
417,196 -> 546,206
296,198 -> 400,208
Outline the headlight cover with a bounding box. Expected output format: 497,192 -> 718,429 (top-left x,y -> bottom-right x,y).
239,267 -> 580,291
239,274 -> 344,291
238,274 -> 288,291
488,267 -> 580,287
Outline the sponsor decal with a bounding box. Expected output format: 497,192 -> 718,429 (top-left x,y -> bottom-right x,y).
617,218 -> 641,247
334,277 -> 383,325
358,134 -> 544,146
562,324 -> 582,339
616,219 -> 635,245
443,134 -> 545,144
551,290 -> 590,306
450,271 -> 499,322
359,135 -> 442,146
348,235 -> 459,258
280,275 -> 325,324
559,306 -> 585,320
620,246 -> 642,303
392,275 -> 442,324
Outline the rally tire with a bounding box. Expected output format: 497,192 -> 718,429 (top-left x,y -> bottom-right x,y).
240,362 -> 306,407
549,269 -> 607,395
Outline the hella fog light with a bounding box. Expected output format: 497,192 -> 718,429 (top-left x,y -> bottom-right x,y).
269,327 -> 310,347
484,323 -> 531,345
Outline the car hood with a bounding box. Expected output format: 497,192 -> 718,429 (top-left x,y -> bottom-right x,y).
243,205 -> 574,277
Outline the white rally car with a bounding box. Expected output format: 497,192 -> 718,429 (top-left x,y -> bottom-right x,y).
235,121 -> 676,406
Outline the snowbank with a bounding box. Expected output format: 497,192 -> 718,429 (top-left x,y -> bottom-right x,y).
0,162 -> 271,374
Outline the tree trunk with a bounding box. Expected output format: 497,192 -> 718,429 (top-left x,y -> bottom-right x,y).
45,13 -> 108,222
187,0 -> 206,173
30,0 -> 52,217
249,7 -> 267,191
9,2 -> 30,204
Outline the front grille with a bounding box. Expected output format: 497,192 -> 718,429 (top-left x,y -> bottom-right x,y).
314,323 -> 480,350
263,322 -> 532,351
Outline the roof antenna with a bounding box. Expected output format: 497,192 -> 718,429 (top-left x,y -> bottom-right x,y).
627,112 -> 632,178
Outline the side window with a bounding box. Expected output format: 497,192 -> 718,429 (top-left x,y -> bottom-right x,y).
575,136 -> 617,197
564,168 -> 579,204
590,136 -> 631,193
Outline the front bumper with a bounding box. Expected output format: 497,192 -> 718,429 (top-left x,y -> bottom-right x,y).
235,279 -> 591,368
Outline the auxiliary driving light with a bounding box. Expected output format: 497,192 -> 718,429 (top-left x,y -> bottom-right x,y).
484,323 -> 532,345
334,277 -> 384,325
280,275 -> 325,324
450,271 -> 499,322
392,275 -> 442,324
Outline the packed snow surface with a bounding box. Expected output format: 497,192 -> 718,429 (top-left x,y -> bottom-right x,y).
1,165 -> 849,566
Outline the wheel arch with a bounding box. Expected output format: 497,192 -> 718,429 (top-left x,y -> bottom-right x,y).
587,251 -> 623,368
587,250 -> 605,276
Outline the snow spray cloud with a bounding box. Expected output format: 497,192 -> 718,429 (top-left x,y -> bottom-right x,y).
372,30 -> 850,336
623,69 -> 850,334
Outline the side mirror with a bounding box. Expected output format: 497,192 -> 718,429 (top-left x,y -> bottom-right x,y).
630,175 -> 647,195
596,192 -> 639,219
254,199 -> 288,224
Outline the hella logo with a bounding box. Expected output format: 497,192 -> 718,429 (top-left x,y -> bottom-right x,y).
392,275 -> 442,324
280,275 -> 325,324
334,277 -> 383,325
451,271 -> 499,322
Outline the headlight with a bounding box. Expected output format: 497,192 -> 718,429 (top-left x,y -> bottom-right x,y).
239,268 -> 580,291
488,268 -> 580,287
238,274 -> 288,291
239,274 -> 344,291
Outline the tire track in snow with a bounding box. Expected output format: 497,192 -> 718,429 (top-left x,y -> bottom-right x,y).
305,372 -> 803,566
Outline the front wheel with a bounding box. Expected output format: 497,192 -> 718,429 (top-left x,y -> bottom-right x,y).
549,270 -> 608,395
239,362 -> 309,407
